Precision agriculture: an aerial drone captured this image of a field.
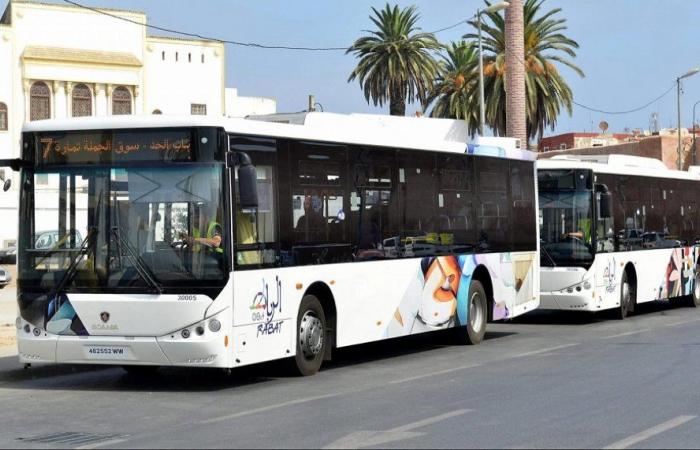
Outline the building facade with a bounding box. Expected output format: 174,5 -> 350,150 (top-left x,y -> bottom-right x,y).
0,0 -> 275,247
538,132 -> 633,152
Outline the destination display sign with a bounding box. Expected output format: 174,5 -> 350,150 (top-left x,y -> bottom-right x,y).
35,129 -> 196,165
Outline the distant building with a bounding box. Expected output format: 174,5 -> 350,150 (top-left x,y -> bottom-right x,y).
538,132 -> 633,152
539,133 -> 696,171
0,0 -> 276,247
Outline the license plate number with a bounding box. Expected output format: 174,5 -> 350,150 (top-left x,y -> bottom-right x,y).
85,346 -> 130,360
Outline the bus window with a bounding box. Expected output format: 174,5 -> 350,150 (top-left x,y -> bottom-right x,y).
230,136 -> 278,268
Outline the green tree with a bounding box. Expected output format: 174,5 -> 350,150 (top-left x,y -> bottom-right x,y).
347,4 -> 441,116
426,41 -> 480,125
464,0 -> 584,140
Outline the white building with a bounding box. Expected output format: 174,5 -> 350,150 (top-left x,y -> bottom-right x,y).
0,0 -> 276,247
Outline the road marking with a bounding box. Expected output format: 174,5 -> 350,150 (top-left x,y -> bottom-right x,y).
389,363 -> 481,384
77,437 -> 130,449
198,392 -> 341,424
664,318 -> 700,328
323,409 -> 471,449
509,343 -> 579,359
599,329 -> 650,339
603,415 -> 696,449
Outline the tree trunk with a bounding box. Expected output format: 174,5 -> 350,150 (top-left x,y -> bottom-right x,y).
505,0 -> 528,148
389,89 -> 406,116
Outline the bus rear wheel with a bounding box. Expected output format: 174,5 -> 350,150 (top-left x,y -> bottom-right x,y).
453,279 -> 488,345
687,267 -> 700,307
290,295 -> 327,376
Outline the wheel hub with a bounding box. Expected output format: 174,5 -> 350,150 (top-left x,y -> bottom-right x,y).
299,311 -> 323,359
469,292 -> 484,331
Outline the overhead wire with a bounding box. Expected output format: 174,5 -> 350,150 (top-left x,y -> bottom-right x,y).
62,0 -> 471,52
63,0 -> 677,117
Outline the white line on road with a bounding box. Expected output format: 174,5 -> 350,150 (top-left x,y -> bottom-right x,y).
389,408 -> 471,432
77,437 -> 131,450
198,392 -> 341,424
323,409 -> 471,449
389,363 -> 481,384
599,329 -> 650,339
603,415 -> 696,449
509,343 -> 579,359
664,318 -> 700,328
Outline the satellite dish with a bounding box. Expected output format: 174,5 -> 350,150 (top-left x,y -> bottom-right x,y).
599,121 -> 609,133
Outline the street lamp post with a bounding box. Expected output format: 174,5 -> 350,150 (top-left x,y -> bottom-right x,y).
676,68 -> 700,169
476,1 -> 510,136
693,100 -> 700,165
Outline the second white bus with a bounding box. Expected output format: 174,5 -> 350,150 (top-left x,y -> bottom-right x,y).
538,154 -> 700,318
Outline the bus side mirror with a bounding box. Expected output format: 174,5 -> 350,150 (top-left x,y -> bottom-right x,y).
2,179 -> 10,192
599,192 -> 612,219
230,152 -> 258,209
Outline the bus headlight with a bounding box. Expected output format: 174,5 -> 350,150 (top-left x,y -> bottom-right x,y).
208,319 -> 221,333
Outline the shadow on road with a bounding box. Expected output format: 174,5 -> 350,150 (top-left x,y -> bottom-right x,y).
513,299 -> 691,325
0,328 -> 518,392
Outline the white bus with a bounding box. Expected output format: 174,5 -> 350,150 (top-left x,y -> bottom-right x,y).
538,154 -> 700,319
8,112 -> 539,375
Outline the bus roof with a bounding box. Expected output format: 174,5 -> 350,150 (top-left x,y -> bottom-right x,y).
22,113 -> 536,161
537,154 -> 700,181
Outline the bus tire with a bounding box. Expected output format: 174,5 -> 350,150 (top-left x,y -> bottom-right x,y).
461,279 -> 487,345
290,295 -> 327,376
688,266 -> 700,307
613,271 -> 634,320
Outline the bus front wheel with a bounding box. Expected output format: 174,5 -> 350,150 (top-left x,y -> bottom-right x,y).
290,295 -> 327,376
613,271 -> 635,320
688,267 -> 700,307
452,279 -> 488,345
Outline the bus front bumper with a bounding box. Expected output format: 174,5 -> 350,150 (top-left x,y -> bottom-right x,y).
540,288 -> 597,311
16,321 -> 232,368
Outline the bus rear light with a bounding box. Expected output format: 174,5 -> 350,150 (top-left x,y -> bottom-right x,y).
208,319 -> 221,333
181,329 -> 191,339
32,328 -> 41,337
195,326 -> 205,336
15,317 -> 21,329
224,335 -> 229,347
23,324 -> 30,334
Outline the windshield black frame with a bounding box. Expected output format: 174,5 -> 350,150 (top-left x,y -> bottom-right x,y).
538,169 -> 595,268
18,127 -> 231,296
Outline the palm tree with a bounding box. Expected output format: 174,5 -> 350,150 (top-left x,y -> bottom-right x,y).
464,0 -> 584,140
426,41 -> 480,124
347,4 -> 441,116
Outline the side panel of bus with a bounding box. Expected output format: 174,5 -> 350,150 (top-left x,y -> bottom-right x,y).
229,250 -> 538,368
593,247 -> 698,310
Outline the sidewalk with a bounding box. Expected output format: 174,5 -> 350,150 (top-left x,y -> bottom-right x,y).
0,265 -> 18,357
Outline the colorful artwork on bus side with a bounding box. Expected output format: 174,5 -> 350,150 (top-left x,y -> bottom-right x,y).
658,247 -> 697,299
385,253 -> 535,337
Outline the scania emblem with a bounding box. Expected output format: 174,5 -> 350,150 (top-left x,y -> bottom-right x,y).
100,312 -> 110,323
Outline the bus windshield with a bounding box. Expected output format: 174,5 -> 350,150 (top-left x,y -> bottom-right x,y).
19,164 -> 227,293
539,190 -> 594,267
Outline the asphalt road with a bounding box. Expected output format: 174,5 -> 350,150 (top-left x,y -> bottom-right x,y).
1,301 -> 700,449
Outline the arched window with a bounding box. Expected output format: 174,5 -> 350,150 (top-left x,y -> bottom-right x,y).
112,86 -> 132,115
0,103 -> 7,131
152,109 -> 162,115
71,84 -> 92,117
30,81 -> 51,121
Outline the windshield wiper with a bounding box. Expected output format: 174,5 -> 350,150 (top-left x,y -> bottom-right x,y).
110,226 -> 163,294
47,226 -> 98,300
540,244 -> 557,267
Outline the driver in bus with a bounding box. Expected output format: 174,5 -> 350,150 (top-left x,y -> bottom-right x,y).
180,205 -> 223,254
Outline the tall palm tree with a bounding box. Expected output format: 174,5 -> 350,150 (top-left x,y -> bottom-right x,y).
427,41 -> 480,124
464,0 -> 584,140
347,4 -> 441,116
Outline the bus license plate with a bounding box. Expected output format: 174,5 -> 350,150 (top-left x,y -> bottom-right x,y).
85,346 -> 131,360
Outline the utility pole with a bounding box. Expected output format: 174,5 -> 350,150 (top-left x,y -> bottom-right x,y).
308,94 -> 316,112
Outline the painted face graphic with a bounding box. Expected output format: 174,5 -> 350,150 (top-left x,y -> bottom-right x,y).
418,257 -> 460,327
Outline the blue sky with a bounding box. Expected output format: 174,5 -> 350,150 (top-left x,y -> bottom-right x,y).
11,0 -> 700,138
